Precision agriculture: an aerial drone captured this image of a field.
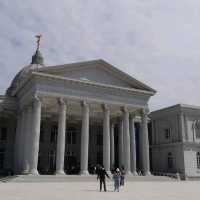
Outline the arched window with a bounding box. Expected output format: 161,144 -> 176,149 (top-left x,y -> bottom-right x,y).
168,152 -> 173,169
197,152 -> 200,169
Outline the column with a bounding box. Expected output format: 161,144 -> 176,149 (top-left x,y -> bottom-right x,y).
17,109 -> 26,174
22,106 -> 32,174
123,107 -> 131,175
110,122 -> 115,170
118,119 -> 124,168
29,96 -> 42,175
55,98 -> 66,175
103,104 -> 111,174
130,114 -> 137,175
14,112 -> 22,174
80,101 -> 89,175
141,108 -> 151,175
179,112 -> 186,142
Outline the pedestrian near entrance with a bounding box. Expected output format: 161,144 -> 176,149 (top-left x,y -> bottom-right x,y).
120,166 -> 125,186
97,166 -> 110,192
113,168 -> 121,192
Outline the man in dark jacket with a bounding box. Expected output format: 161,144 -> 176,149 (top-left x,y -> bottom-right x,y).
97,166 -> 110,192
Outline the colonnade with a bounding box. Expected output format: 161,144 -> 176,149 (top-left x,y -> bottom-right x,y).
14,96 -> 151,176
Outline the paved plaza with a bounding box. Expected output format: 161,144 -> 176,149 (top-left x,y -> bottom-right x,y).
0,181 -> 199,200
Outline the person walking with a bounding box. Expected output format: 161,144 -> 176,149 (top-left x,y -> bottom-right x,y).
113,168 -> 121,192
120,166 -> 125,186
97,165 -> 110,192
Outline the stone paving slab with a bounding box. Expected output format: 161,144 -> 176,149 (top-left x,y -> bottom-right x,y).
0,181 -> 199,200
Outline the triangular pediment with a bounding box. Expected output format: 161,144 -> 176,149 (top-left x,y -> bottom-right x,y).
37,59 -> 156,93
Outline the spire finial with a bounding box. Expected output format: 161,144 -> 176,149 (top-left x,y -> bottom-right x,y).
31,34 -> 44,65
35,34 -> 42,50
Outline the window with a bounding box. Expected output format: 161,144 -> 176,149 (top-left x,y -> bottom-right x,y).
192,120 -> 200,139
48,150 -> 56,170
0,127 -> 7,141
197,152 -> 200,169
195,121 -> 200,139
96,152 -> 103,165
40,125 -> 44,143
0,148 -> 5,169
67,127 -> 77,145
50,125 -> 57,143
164,128 -> 170,139
167,152 -> 173,169
96,134 -> 103,146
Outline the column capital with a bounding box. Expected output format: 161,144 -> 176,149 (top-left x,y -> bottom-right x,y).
110,122 -> 115,128
81,100 -> 89,108
57,98 -> 66,106
33,95 -> 42,105
130,112 -> 137,119
121,106 -> 129,113
141,107 -> 149,116
102,104 -> 110,111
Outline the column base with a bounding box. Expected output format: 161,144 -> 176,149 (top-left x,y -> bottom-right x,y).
106,171 -> 112,176
144,171 -> 151,176
132,171 -> 138,176
80,170 -> 89,176
125,170 -> 133,176
21,169 -> 30,175
55,170 -> 65,175
29,169 -> 39,175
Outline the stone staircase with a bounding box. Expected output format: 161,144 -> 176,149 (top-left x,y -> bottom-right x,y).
0,175 -> 177,183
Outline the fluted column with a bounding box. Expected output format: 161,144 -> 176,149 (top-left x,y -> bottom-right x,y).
18,109 -> 26,173
130,114 -> 137,175
55,98 -> 66,175
118,119 -> 124,168
141,108 -> 151,175
80,101 -> 89,175
22,106 -> 32,174
123,107 -> 131,175
14,112 -> 22,173
103,104 -> 111,174
29,96 -> 42,175
110,122 -> 115,169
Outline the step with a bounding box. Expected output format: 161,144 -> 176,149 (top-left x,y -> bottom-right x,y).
1,175 -> 177,183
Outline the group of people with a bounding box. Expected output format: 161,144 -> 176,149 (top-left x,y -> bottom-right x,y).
96,165 -> 125,192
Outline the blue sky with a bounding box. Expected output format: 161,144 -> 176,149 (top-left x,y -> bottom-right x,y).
0,0 -> 200,111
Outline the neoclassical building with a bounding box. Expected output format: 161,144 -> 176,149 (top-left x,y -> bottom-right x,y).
150,104 -> 200,179
0,46 -> 156,176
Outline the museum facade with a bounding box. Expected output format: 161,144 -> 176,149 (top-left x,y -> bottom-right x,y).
0,48 -> 156,176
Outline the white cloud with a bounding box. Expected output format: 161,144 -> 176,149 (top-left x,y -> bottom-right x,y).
0,0 -> 200,111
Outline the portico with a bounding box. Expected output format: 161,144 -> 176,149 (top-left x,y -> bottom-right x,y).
14,92 -> 153,176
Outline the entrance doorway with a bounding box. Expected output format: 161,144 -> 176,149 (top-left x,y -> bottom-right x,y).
65,152 -> 79,174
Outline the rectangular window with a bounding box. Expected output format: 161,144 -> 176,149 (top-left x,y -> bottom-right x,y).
1,127 -> 7,141
67,132 -> 71,144
197,153 -> 200,169
96,152 -> 103,165
50,125 -> 57,143
168,157 -> 173,169
96,134 -> 103,146
164,128 -> 170,139
196,129 -> 200,139
0,148 -> 5,169
40,125 -> 44,143
72,133 -> 76,144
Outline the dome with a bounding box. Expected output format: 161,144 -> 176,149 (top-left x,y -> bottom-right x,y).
6,49 -> 45,96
